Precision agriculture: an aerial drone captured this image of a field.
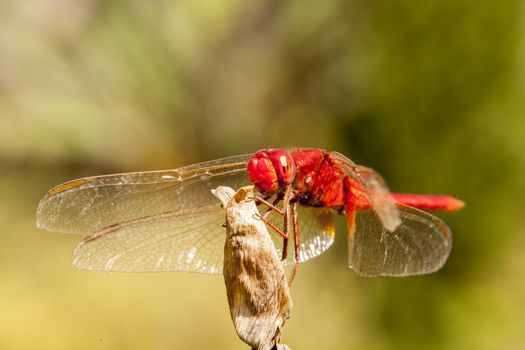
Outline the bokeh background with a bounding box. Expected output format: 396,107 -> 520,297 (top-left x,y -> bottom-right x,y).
1,0 -> 524,349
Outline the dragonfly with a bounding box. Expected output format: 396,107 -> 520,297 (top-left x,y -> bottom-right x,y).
36,148 -> 463,277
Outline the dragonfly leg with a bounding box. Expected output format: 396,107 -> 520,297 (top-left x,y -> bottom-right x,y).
256,195 -> 286,216
288,201 -> 300,286
260,196 -> 284,221
253,200 -> 289,239
255,188 -> 295,262
257,217 -> 288,239
280,189 -> 293,261
281,201 -> 290,261
255,208 -> 290,260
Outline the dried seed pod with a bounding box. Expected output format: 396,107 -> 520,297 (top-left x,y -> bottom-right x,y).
212,186 -> 292,350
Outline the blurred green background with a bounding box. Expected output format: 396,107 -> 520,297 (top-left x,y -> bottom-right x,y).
1,0 -> 524,349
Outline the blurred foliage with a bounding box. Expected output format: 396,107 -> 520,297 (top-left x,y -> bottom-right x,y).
1,0 -> 525,349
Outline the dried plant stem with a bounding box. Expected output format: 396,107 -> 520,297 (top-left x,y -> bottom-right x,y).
254,344 -> 291,350
212,186 -> 292,350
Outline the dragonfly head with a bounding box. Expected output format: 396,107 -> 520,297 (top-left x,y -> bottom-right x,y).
248,149 -> 296,196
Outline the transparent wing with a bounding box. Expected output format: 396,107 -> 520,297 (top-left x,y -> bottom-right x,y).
72,205 -> 226,274
349,204 -> 452,277
37,154 -> 253,274
70,194 -> 335,274
36,154 -> 252,235
330,152 -> 401,231
266,206 -> 335,265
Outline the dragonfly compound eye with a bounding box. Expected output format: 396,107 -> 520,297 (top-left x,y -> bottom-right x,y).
247,151 -> 279,195
267,149 -> 296,187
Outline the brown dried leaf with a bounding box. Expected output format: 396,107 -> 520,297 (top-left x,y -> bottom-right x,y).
212,186 -> 292,350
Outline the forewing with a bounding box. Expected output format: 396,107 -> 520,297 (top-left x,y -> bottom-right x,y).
36,154 -> 252,235
349,204 -> 452,277
266,206 -> 335,265
72,205 -> 226,273
330,152 -> 401,231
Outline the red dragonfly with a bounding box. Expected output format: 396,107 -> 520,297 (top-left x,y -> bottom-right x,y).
36,148 -> 463,277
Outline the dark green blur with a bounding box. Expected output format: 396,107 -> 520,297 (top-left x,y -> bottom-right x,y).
1,1 -> 524,349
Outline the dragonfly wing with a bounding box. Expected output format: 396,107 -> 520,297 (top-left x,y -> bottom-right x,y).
349,204 -> 452,277
353,165 -> 401,231
266,206 -> 335,265
72,205 -> 226,273
330,152 -> 401,231
36,154 -> 252,235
